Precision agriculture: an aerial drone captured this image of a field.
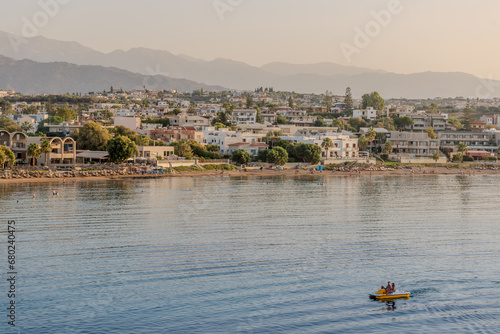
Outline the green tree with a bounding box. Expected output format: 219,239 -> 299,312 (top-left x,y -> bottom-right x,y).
394,116 -> 414,130
288,96 -> 294,109
214,122 -> 226,129
111,125 -> 137,141
374,132 -> 387,146
321,137 -> 334,151
314,118 -> 327,127
21,121 -> 32,132
294,143 -> 322,164
362,91 -> 385,111
457,142 -> 468,154
0,145 -> 15,167
383,141 -> 393,154
348,117 -> 367,131
257,149 -> 270,162
462,98 -> 473,131
332,118 -> 348,132
27,142 -> 41,166
433,152 -> 440,165
344,87 -> 353,113
76,121 -> 112,151
56,103 -> 76,121
358,135 -> 368,151
266,147 -> 288,166
232,149 -> 251,165
0,100 -> 13,115
448,117 -> 462,130
142,117 -> 169,127
37,116 -> 64,133
23,105 -> 38,115
375,117 -> 395,131
187,101 -> 197,114
107,135 -> 138,163
173,139 -> 193,158
40,139 -> 52,166
245,95 -> 253,109
274,139 -> 291,151
324,91 -> 333,111
425,126 -> 437,139
255,107 -> 263,123
453,152 -> 463,162
0,117 -> 21,132
276,114 -> 289,124
135,135 -> 151,146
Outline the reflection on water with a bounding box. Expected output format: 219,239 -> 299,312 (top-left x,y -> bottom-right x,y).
1,176 -> 500,334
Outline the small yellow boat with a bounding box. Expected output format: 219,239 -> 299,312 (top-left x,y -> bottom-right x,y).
369,289 -> 410,300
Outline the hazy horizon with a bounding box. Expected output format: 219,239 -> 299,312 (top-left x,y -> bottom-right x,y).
1,0 -> 500,79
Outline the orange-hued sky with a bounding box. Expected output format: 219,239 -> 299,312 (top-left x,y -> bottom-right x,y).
1,0 -> 499,78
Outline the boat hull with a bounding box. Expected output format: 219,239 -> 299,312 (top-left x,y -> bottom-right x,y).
369,293 -> 410,300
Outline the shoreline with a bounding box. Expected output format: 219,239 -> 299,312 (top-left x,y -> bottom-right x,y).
1,166 -> 499,185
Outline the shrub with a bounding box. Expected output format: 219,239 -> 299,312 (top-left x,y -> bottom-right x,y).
462,155 -> 474,162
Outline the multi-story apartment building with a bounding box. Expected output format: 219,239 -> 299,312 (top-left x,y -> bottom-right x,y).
168,115 -> 210,129
231,109 -> 257,125
276,110 -> 317,126
438,132 -> 493,147
203,128 -> 267,155
408,114 -> 447,131
353,107 -> 377,121
386,131 -> 440,156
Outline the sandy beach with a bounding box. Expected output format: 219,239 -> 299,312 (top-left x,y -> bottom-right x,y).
1,166 -> 499,185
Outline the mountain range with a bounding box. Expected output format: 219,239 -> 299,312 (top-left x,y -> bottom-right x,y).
1,30 -> 500,98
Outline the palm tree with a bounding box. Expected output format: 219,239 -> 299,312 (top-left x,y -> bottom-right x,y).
40,139 -> 52,166
321,137 -> 334,159
321,137 -> 333,150
365,127 -> 377,156
21,121 -> 32,132
457,142 -> 467,162
27,143 -> 41,167
458,142 -> 467,154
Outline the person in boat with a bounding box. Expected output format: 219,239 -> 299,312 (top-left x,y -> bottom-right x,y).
391,283 -> 396,293
386,282 -> 393,294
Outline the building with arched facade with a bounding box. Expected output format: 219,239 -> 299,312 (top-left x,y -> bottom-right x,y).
26,137 -> 76,166
0,130 -> 28,163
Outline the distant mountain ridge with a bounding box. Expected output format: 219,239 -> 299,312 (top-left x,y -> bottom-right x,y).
0,55 -> 226,94
1,30 -> 500,98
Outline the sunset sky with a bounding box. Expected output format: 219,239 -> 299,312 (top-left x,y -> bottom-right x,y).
1,0 -> 499,78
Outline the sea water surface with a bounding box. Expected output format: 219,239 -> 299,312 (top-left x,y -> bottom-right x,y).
1,175 -> 500,333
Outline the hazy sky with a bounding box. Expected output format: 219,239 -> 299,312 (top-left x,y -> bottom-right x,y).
1,0 -> 499,78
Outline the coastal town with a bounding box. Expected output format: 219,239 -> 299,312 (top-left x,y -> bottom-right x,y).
2,87 -> 500,181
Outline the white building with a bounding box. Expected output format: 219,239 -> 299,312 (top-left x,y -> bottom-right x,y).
353,107 -> 377,121
227,142 -> 268,156
281,133 -> 359,159
203,128 -> 267,154
114,115 -> 141,130
232,109 -> 257,125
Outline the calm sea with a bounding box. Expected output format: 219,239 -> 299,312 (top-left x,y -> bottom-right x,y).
1,175 -> 500,334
